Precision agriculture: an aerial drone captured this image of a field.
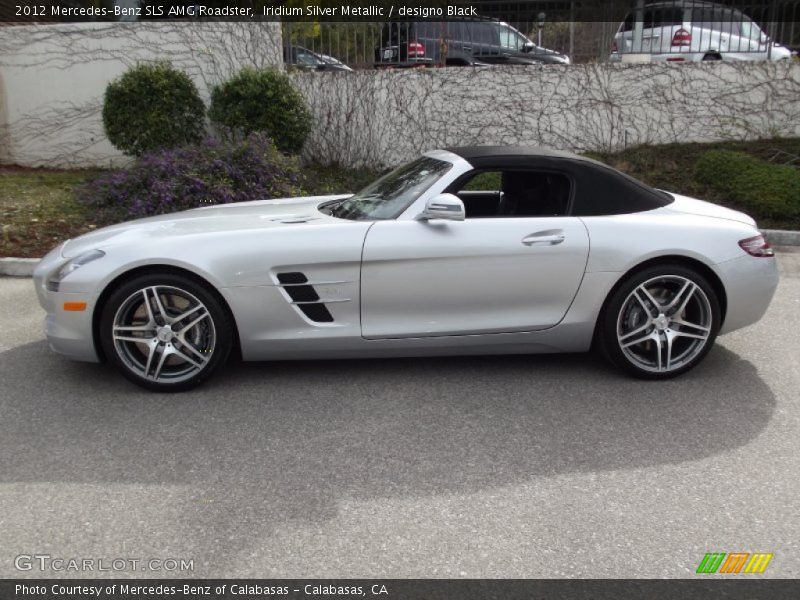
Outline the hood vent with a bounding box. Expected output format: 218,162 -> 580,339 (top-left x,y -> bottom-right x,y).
276,272 -> 334,323
268,215 -> 320,224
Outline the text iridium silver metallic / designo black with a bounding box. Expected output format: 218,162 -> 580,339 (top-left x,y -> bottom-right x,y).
33,147 -> 778,391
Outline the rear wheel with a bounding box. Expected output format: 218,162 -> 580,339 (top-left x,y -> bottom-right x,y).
99,272 -> 233,392
597,264 -> 721,379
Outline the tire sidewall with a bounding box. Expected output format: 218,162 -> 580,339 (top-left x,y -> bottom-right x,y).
600,264 -> 721,379
99,272 -> 233,392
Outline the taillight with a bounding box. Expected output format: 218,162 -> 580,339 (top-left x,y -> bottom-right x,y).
611,39 -> 618,52
408,41 -> 425,57
739,234 -> 774,257
671,28 -> 692,46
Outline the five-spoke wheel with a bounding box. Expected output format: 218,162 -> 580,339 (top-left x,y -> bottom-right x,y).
100,273 -> 233,391
598,265 -> 721,378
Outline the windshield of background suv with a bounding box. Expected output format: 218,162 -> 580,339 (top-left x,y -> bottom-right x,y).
496,24 -> 530,50
740,18 -> 765,40
295,50 -> 324,66
330,157 -> 452,220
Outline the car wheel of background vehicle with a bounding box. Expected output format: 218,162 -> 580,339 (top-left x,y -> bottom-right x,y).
702,53 -> 722,61
99,272 -> 233,392
596,264 -> 721,379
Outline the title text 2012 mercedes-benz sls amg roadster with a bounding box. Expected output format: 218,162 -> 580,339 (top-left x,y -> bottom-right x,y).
34,147 -> 778,391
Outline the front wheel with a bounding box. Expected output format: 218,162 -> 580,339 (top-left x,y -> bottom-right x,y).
99,272 -> 233,392
597,265 -> 721,379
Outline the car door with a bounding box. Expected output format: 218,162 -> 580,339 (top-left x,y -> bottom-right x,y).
739,17 -> 770,59
360,217 -> 590,339
467,21 -> 501,60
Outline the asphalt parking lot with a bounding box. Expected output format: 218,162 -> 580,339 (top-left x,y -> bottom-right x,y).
1,251 -> 798,579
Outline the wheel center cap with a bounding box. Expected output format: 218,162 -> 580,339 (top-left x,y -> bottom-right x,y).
156,325 -> 174,343
654,314 -> 670,331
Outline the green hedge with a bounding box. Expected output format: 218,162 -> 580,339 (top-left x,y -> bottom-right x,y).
103,62 -> 205,156
695,150 -> 800,220
208,68 -> 312,154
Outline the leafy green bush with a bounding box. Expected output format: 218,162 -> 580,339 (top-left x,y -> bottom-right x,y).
208,68 -> 312,154
695,150 -> 800,220
300,164 -> 381,196
103,62 -> 205,156
79,133 -> 302,222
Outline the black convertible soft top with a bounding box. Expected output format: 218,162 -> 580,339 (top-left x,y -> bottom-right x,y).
447,145 -> 586,161
443,145 -> 673,216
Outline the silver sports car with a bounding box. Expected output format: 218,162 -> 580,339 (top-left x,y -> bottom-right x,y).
34,147 -> 778,391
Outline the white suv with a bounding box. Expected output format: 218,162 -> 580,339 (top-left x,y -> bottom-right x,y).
610,1 -> 793,62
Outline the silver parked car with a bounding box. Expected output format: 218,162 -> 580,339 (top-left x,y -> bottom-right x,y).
34,147 -> 778,391
610,0 -> 793,62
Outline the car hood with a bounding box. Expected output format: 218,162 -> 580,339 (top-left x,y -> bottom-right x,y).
771,44 -> 792,59
662,192 -> 756,227
61,195 -> 351,258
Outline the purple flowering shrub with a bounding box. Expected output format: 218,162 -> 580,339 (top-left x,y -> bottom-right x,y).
80,133 -> 303,222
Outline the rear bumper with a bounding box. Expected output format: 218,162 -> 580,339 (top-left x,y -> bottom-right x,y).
374,59 -> 433,69
650,52 -> 706,62
716,254 -> 779,335
612,52 -> 786,63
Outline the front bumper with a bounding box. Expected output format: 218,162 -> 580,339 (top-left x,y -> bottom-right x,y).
33,245 -> 101,363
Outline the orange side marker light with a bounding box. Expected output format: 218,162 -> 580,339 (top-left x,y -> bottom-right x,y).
63,302 -> 87,312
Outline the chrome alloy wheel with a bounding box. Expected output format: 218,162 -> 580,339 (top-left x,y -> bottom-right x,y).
112,286 -> 216,383
616,275 -> 713,373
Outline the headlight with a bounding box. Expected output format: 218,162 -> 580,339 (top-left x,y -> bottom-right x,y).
46,249 -> 105,292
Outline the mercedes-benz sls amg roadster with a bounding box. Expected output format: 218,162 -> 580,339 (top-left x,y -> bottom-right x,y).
34,147 -> 778,391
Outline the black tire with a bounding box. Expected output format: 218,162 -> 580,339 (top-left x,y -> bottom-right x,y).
99,271 -> 233,392
596,264 -> 721,379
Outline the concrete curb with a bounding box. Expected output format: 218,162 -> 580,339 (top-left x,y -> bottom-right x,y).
763,229 -> 800,247
0,257 -> 40,277
1,229 -> 798,278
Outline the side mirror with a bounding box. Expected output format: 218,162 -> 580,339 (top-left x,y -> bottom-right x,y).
417,193 -> 465,221
522,41 -> 535,53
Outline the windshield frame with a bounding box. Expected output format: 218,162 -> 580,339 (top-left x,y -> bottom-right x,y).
328,156 -> 453,221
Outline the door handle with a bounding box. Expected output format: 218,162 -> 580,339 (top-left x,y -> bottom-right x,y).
522,230 -> 565,246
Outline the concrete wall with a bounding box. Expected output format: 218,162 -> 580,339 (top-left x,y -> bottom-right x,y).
292,61 -> 800,169
1,25 -> 798,169
0,22 -> 283,167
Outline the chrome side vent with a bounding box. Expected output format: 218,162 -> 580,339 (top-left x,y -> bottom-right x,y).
276,272 -> 335,323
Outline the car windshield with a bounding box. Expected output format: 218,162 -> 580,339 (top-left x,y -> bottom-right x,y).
496,24 -> 530,50
295,49 -> 325,66
330,157 -> 452,220
740,18 -> 765,41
